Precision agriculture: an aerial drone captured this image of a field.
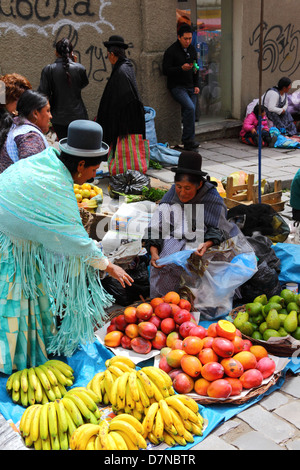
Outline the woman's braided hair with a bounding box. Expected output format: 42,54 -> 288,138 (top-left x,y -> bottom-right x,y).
55,38 -> 73,86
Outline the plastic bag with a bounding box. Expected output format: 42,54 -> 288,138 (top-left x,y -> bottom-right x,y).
108,170 -> 150,199
272,243 -> 300,284
149,143 -> 181,165
144,106 -> 157,145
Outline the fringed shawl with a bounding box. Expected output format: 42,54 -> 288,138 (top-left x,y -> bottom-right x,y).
0,147 -> 114,356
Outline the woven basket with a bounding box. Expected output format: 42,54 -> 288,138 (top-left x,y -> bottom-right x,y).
229,305 -> 300,357
193,371 -> 282,406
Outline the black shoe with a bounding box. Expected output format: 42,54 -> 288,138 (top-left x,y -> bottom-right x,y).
183,141 -> 200,151
268,135 -> 277,148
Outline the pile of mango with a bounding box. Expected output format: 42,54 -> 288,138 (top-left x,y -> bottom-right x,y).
233,288 -> 300,341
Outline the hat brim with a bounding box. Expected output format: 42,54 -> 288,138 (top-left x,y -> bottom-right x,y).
59,139 -> 109,157
171,167 -> 208,176
103,41 -> 128,49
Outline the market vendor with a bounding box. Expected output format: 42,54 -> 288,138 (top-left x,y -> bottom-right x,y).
0,119 -> 133,375
144,151 -> 257,319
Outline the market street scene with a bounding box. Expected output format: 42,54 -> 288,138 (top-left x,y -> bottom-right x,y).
1,0 -> 300,455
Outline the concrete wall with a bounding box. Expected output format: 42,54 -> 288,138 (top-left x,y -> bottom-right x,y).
233,0 -> 300,118
0,0 -> 181,144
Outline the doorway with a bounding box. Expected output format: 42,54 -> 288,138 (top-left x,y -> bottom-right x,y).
177,0 -> 233,126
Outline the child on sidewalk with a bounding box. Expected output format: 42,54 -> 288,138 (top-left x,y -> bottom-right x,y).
240,104 -> 276,147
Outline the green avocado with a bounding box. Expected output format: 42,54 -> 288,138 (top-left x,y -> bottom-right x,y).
268,295 -> 285,307
280,289 -> 295,306
287,302 -> 300,313
245,302 -> 263,317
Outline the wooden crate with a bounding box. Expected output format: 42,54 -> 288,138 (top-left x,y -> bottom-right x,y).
224,174 -> 285,212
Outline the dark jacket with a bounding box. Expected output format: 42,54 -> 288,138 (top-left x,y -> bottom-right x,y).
38,57 -> 89,126
96,57 -> 145,150
162,40 -> 199,90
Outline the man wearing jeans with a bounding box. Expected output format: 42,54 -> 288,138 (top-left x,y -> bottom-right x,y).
163,24 -> 200,151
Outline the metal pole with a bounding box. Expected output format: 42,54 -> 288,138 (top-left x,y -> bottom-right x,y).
258,0 -> 264,203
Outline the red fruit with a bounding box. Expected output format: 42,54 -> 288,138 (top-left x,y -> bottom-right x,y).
138,321 -> 157,340
172,372 -> 194,394
114,314 -> 128,331
202,336 -> 214,348
188,325 -> 207,339
166,349 -> 187,368
172,339 -> 183,350
225,377 -> 243,396
242,339 -> 253,351
178,299 -> 192,311
198,347 -> 219,365
169,304 -> 181,316
240,369 -> 263,389
179,321 -> 195,338
201,361 -> 224,381
212,337 -> 234,358
136,303 -> 153,321
121,335 -> 132,349
207,323 -> 217,337
182,336 -> 203,355
151,330 -> 167,350
256,357 -> 276,379
220,358 -> 244,378
131,337 -> 152,354
194,377 -> 211,396
149,315 -> 161,329
166,331 -> 180,348
154,302 -> 173,319
216,320 -> 237,341
160,317 -> 176,335
168,368 -> 183,380
106,324 -> 118,333
207,379 -> 232,399
180,354 -> 202,378
232,335 -> 245,354
159,355 -> 173,373
173,309 -> 191,325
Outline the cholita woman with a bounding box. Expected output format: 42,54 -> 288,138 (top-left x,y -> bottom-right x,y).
38,37 -> 89,140
145,152 -> 257,319
0,120 -> 133,374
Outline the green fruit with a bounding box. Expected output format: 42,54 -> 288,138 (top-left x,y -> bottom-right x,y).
266,309 -> 281,330
280,289 -> 295,306
284,310 -> 298,333
278,313 -> 288,326
250,322 -> 259,331
239,321 -> 254,337
263,302 -> 283,316
263,329 -> 280,341
292,327 -> 300,340
269,295 -> 285,307
252,331 -> 263,340
294,293 -> 300,306
233,311 -> 249,330
252,313 -> 264,325
245,302 -> 263,317
279,309 -> 288,316
259,321 -> 268,335
253,294 -> 268,305
277,327 -> 289,337
287,302 -> 300,313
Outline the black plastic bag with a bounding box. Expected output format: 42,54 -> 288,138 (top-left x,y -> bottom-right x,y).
101,261 -> 150,306
108,170 -> 150,199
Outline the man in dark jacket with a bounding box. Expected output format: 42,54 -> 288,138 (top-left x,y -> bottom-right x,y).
163,24 -> 200,151
96,35 -> 145,156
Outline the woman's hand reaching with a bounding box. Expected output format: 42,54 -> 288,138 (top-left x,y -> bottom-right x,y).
105,261 -> 134,288
194,241 -> 213,257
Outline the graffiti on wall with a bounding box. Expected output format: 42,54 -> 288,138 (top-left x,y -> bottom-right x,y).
249,22 -> 300,75
0,0 -> 118,81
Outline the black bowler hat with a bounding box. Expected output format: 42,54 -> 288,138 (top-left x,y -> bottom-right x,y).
103,35 -> 128,49
171,151 -> 208,176
59,120 -> 109,157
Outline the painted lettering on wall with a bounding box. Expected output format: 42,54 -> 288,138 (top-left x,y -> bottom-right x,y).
249,22 -> 300,75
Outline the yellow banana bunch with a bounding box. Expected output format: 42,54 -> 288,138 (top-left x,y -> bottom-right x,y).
70,414 -> 147,450
6,360 -> 74,407
141,395 -> 204,447
19,386 -> 100,450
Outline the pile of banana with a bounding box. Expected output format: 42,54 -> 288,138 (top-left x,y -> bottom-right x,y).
6,360 -> 74,407
70,414 -> 147,450
19,386 -> 101,450
87,355 -> 136,405
142,395 -> 204,447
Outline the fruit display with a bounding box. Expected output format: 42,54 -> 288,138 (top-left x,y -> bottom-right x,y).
6,360 -> 75,407
73,182 -> 103,212
159,319 -> 277,399
233,289 -> 300,341
104,291 -> 197,354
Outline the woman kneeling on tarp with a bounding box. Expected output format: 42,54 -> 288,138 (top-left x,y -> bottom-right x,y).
144,152 -> 257,320
0,120 -> 133,375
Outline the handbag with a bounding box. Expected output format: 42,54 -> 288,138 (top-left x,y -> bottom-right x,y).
108,134 -> 150,176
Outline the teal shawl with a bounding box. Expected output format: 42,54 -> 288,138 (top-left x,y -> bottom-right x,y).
0,147 -> 114,356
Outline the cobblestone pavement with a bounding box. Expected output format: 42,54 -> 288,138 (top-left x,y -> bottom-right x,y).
1,136 -> 300,450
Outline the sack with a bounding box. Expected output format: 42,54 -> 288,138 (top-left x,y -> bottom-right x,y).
108,134 -> 150,176
149,143 -> 181,165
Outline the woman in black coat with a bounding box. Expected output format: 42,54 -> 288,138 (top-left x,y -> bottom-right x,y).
38,38 -> 89,140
